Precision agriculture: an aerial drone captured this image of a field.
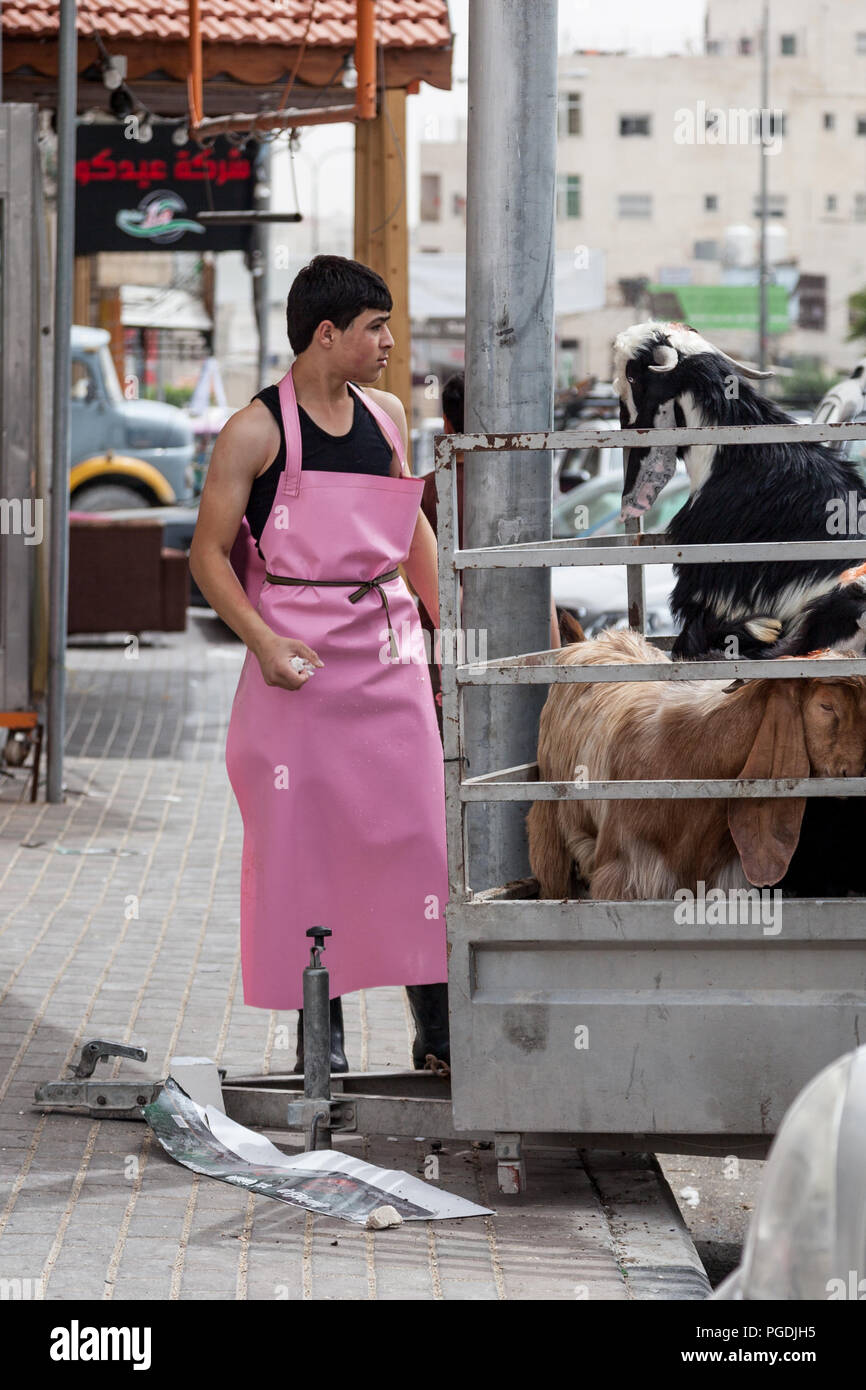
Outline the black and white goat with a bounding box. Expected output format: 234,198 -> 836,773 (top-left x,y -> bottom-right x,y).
612,321 -> 866,660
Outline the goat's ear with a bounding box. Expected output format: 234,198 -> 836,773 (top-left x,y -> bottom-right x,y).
727,682 -> 809,886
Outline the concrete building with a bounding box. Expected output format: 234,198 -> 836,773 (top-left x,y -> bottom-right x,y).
415,0 -> 866,380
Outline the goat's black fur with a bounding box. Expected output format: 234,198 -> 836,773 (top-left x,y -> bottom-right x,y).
766,578 -> 866,658
663,358 -> 866,657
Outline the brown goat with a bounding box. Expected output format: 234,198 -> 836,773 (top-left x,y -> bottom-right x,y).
527,628 -> 866,900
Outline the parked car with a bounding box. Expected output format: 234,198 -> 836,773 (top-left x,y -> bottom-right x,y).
554,420 -> 622,498
842,415 -> 866,476
812,358 -> 866,425
551,468 -> 689,636
70,325 -> 196,511
410,416 -> 445,476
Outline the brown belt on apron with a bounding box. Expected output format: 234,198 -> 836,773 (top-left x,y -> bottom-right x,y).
264,566 -> 402,659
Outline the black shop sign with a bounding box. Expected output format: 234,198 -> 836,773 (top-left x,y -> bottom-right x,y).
75,125 -> 259,254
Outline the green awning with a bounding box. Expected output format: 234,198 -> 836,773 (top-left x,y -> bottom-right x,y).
647,284 -> 790,335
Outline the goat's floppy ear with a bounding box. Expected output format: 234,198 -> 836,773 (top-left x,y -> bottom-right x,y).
727,682 -> 809,886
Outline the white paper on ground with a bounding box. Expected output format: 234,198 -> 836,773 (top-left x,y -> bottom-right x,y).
203,1101 -> 493,1222
169,1057 -> 225,1113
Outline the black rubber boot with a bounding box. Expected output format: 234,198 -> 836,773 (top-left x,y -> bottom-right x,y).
293,996 -> 349,1074
405,983 -> 450,1071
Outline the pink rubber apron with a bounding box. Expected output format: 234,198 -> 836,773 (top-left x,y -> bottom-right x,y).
225,367 -> 449,1010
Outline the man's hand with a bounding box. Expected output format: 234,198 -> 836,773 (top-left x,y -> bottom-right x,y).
255,633 -> 324,691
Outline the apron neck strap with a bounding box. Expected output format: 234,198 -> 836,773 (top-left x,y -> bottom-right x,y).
277,366 -> 410,495
278,366 -> 304,497
347,382 -> 408,473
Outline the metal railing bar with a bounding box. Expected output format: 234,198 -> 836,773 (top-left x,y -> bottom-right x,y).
459,775 -> 866,802
454,656 -> 866,683
463,761 -> 539,786
474,532 -> 670,551
441,422 -> 866,451
455,538 -> 866,567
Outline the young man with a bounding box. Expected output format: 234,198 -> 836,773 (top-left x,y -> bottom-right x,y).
190,256 -> 449,1073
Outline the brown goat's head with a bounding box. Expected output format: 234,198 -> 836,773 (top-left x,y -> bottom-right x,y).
727,671 -> 866,886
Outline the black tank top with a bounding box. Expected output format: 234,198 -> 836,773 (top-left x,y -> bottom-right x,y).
245,383 -> 394,554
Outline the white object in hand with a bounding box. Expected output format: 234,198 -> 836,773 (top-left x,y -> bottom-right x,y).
289,656 -> 313,674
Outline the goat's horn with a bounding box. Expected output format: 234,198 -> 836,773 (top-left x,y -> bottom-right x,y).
713,347 -> 775,380
648,343 -> 679,373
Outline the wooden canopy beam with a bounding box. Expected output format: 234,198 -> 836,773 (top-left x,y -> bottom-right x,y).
354,87 -> 411,435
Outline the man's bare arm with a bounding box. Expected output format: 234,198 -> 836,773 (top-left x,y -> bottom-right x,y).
364,389 -> 442,624
188,405 -> 323,691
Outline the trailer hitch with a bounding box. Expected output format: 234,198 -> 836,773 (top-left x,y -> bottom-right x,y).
33,1038 -> 161,1118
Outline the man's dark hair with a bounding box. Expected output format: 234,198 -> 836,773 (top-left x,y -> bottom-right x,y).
442,373 -> 464,433
285,255 -> 392,354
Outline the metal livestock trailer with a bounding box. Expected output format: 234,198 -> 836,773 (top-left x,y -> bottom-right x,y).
34,417 -> 866,1200
435,417 -> 866,1193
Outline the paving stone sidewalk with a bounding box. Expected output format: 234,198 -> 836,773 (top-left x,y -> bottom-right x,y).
0,612 -> 709,1301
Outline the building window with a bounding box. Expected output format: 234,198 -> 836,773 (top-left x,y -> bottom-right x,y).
857,116 -> 866,136
618,192 -> 652,219
451,192 -> 466,221
619,114 -> 651,137
558,92 -> 582,137
706,39 -> 722,55
752,193 -> 787,218
826,194 -> 838,213
798,274 -> 826,331
780,34 -> 796,55
739,36 -> 754,55
704,194 -> 719,212
824,112 -> 836,130
556,174 -> 582,219
854,193 -> 866,222
420,173 -> 441,222
693,239 -> 719,260
857,32 -> 866,54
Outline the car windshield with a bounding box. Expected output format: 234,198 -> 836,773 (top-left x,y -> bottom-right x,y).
97,344 -> 124,406
553,481 -> 623,537
553,476 -> 689,538
846,439 -> 866,474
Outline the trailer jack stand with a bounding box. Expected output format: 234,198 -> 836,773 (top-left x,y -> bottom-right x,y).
285,926 -> 338,1150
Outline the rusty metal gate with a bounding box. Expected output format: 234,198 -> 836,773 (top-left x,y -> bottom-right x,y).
436,418 -> 866,1189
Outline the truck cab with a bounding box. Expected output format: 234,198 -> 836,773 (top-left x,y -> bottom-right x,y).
70,325 -> 195,510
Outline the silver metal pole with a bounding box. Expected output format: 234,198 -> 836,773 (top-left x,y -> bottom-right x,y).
757,1 -> 769,371
254,140 -> 272,389
463,0 -> 558,890
47,0 -> 78,802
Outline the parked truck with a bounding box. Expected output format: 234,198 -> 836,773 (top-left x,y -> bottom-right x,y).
70,325 -> 195,510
